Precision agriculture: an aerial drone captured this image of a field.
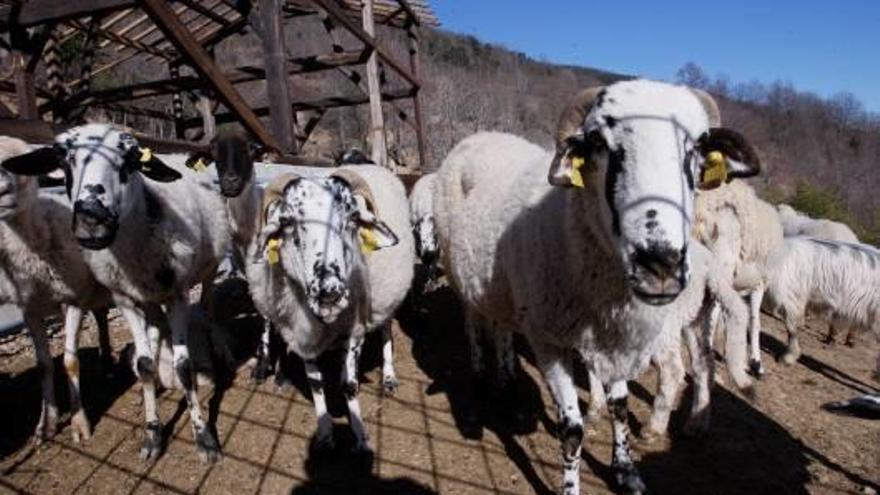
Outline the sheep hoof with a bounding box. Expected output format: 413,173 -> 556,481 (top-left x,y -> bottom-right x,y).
139,426 -> 162,462
312,433 -> 335,454
381,375 -> 399,395
33,407 -> 58,444
195,428 -> 221,464
70,411 -> 92,444
748,359 -> 765,377
613,462 -> 646,495
781,352 -> 799,365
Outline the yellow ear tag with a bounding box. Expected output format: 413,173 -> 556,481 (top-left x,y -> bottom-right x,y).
569,155 -> 586,188
192,158 -> 207,172
702,151 -> 728,188
359,227 -> 379,255
266,238 -> 282,265
139,147 -> 153,163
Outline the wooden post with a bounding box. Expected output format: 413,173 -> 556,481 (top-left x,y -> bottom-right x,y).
198,93 -> 216,142
9,25 -> 37,120
169,62 -> 185,139
255,0 -> 296,154
406,18 -> 427,171
361,0 -> 387,168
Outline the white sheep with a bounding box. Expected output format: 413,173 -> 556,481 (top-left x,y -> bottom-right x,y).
777,204 -> 859,242
3,124 -> 229,463
190,133 -> 415,393
409,173 -> 441,284
776,203 -> 860,345
246,170 -> 399,451
763,236 -> 880,365
0,136 -> 112,444
433,79 -> 760,494
694,179 -> 784,376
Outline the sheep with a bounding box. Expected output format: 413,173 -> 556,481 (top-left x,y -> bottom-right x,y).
192,132 -> 415,393
433,79 -> 760,494
776,203 -> 860,345
409,173 -> 441,285
777,204 -> 859,242
0,136 -> 113,444
2,124 -> 229,463
763,236 -> 880,366
246,170 -> 399,451
694,175 -> 784,377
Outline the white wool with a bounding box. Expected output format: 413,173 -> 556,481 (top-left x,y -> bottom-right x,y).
777,204 -> 859,243
765,236 -> 880,335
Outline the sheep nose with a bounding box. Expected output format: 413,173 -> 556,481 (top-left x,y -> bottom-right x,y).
74,198 -> 115,224
318,285 -> 344,305
632,244 -> 683,280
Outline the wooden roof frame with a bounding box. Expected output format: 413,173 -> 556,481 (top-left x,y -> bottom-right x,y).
0,0 -> 437,168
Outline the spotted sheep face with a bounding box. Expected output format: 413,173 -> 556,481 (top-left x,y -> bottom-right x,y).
259,176 -> 397,324
413,213 -> 439,263
0,123 -> 182,249
549,80 -> 760,305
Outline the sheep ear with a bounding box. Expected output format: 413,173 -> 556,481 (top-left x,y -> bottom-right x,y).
137,148 -> 182,182
2,147 -> 66,176
185,151 -> 214,172
697,128 -> 760,189
354,196 -> 398,252
548,136 -> 590,188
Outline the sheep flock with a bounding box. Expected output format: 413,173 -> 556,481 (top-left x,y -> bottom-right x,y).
0,79 -> 878,495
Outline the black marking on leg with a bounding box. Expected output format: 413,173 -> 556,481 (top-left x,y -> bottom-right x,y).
559,418 -> 583,460
608,395 -> 628,422
307,377 -> 323,393
146,420 -> 160,434
175,358 -> 194,391
136,356 -> 155,380
344,379 -> 358,399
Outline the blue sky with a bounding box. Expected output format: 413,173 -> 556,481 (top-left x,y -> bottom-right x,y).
433,0 -> 880,112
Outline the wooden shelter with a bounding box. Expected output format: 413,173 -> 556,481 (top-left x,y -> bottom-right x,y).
0,0 -> 438,167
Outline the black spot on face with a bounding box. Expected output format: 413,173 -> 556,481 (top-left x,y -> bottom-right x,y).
646,220 -> 658,230
604,115 -> 618,129
605,147 -> 626,236
646,209 -> 657,219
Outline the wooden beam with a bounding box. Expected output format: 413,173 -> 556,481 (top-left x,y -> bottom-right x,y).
181,88 -> 415,128
311,0 -> 419,89
140,0 -> 281,151
67,19 -> 173,59
15,0 -> 135,26
179,0 -> 232,26
0,118 -> 202,153
406,19 -> 426,170
254,0 -> 295,153
396,0 -> 421,26
362,0 -> 387,167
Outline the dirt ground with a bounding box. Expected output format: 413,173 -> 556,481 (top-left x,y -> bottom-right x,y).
1,273 -> 878,495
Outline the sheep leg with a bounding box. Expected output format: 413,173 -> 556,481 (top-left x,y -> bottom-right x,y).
607,380 -> 646,494
118,304 -> 162,461
844,326 -> 856,347
92,306 -> 114,376
533,343 -> 582,495
251,319 -> 275,383
167,297 -> 220,463
747,287 -> 766,376
304,359 -> 334,451
781,314 -> 802,365
343,332 -> 371,452
493,328 -> 516,390
62,306 -> 91,443
586,369 -> 606,427
684,310 -> 715,437
380,322 -> 399,395
644,341 -> 685,443
25,312 -> 57,443
464,308 -> 486,377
